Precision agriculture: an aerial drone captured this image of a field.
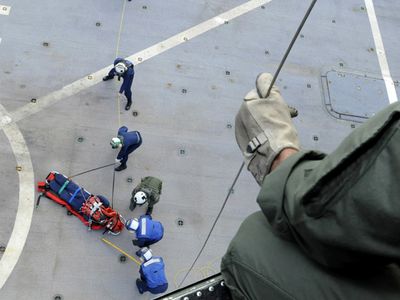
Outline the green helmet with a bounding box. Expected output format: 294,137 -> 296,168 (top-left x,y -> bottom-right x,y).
110,137 -> 122,149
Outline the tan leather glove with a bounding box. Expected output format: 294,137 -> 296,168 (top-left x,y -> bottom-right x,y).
235,73 -> 300,185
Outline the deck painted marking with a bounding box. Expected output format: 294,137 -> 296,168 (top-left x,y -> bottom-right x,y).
4,0 -> 270,128
0,105 -> 34,290
364,0 -> 398,103
0,5 -> 11,15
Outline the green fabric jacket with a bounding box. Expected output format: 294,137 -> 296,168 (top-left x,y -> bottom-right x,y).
258,102 -> 400,268
132,176 -> 162,206
222,102 -> 400,299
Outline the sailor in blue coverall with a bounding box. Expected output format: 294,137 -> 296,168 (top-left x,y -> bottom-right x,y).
126,215 -> 164,247
103,58 -> 135,111
110,126 -> 142,171
136,248 -> 168,295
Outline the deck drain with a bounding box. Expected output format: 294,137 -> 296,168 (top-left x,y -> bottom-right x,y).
225,71 -> 230,75
132,110 -> 139,117
313,135 -> 319,141
127,177 -> 133,183
224,20 -> 229,24
87,75 -> 93,80
226,123 -> 232,129
53,294 -> 63,300
42,42 -> 49,47
142,5 -> 147,9
265,50 -> 270,55
119,255 -> 127,263
176,218 -> 184,227
95,22 -> 101,27
77,137 -> 84,143
31,98 -> 37,103
351,124 -> 356,129
0,245 -> 6,252
307,84 -> 311,88
179,149 -> 186,156
181,89 -> 187,94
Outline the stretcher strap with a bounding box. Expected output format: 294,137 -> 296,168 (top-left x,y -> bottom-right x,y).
68,187 -> 81,204
58,180 -> 70,195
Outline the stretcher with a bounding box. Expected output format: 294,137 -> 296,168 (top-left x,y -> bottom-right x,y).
37,171 -> 124,235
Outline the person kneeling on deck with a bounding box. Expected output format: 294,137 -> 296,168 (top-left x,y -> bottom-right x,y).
130,176 -> 162,214
136,247 -> 168,295
126,215 -> 164,247
111,126 -> 142,172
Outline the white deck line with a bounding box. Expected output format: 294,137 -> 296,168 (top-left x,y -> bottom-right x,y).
364,0 -> 398,103
0,105 -> 34,290
5,0 -> 270,127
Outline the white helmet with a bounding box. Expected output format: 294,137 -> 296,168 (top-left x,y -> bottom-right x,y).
125,218 -> 139,231
134,191 -> 147,205
138,247 -> 153,261
115,62 -> 128,75
110,137 -> 122,149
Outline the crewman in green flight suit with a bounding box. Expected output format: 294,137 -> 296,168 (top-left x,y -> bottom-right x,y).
130,176 -> 162,215
221,72 -> 400,299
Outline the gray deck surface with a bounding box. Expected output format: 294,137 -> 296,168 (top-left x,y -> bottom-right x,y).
0,0 -> 398,299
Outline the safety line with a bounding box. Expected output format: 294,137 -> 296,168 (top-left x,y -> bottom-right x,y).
178,162 -> 244,287
114,0 -> 127,128
68,163 -> 115,178
111,168 -> 116,209
364,0 -> 398,103
101,238 -> 141,266
178,0 -> 318,287
266,0 -> 317,97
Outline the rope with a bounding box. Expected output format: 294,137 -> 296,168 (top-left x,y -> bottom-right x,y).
114,0 -> 127,129
178,162 -> 244,287
101,238 -> 141,266
178,0 -> 318,288
68,163 -> 115,179
111,167 -> 116,209
109,0 -> 128,210
266,0 -> 318,98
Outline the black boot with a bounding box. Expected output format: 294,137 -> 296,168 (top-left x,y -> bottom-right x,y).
115,163 -> 127,171
125,102 -> 132,111
102,75 -> 114,81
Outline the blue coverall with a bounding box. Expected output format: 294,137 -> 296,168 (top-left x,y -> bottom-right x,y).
137,257 -> 168,294
107,58 -> 135,106
117,126 -> 142,166
132,215 -> 164,247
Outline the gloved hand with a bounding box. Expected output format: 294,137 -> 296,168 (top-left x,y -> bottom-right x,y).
235,72 -> 300,185
115,158 -> 121,164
